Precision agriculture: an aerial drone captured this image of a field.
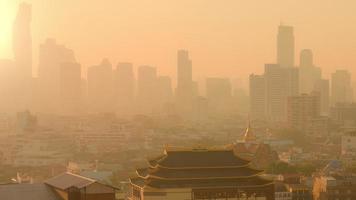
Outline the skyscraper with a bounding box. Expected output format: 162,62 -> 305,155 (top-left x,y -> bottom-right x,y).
13,2 -> 33,110
299,49 -> 322,94
113,62 -> 135,115
331,70 -> 353,105
264,64 -> 299,121
277,25 -> 295,68
249,74 -> 266,120
176,50 -> 193,113
13,2 -> 32,81
87,59 -> 114,113
37,39 -> 76,113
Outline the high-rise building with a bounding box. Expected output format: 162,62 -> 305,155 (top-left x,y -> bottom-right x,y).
87,59 -> 114,113
0,60 -> 18,112
176,50 -> 194,112
277,25 -> 295,68
13,2 -> 33,110
59,62 -> 82,115
113,62 -> 135,114
137,65 -> 158,114
249,74 -> 266,120
37,39 -> 76,113
206,77 -> 232,113
287,93 -> 321,130
264,64 -> 299,121
314,79 -> 330,115
299,49 -> 322,94
331,70 -> 353,105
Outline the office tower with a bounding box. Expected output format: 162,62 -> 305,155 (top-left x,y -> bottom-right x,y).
287,93 -> 321,130
299,49 -> 322,94
314,79 -> 330,115
249,74 -> 266,120
331,70 -> 353,105
137,65 -> 158,114
13,3 -> 33,109
113,62 -> 135,114
87,59 -> 114,113
37,39 -> 76,113
157,76 -> 173,105
277,25 -> 295,68
206,77 -> 232,113
264,64 -> 299,121
59,62 -> 82,115
176,50 -> 193,112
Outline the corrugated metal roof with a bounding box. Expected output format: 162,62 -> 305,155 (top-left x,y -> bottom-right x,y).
0,183 -> 61,200
45,172 -> 96,190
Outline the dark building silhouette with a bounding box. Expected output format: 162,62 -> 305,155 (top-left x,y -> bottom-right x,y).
314,79 -> 330,116
157,76 -> 173,109
277,25 -> 295,68
113,62 -> 135,115
249,74 -> 266,120
87,59 -> 114,113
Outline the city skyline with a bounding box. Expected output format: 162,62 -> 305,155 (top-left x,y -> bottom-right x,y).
1,0 -> 356,82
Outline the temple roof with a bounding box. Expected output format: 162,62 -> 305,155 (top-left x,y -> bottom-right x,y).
131,147 -> 273,189
148,148 -> 250,169
137,167 -> 264,179
243,121 -> 257,143
131,176 -> 273,189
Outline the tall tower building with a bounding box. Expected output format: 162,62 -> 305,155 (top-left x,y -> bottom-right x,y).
331,70 -> 353,105
299,49 -> 322,94
176,50 -> 193,112
87,59 -> 114,113
37,39 -> 76,113
264,64 -> 299,121
277,25 -> 295,68
13,2 -> 33,110
249,74 -> 266,120
114,62 -> 135,114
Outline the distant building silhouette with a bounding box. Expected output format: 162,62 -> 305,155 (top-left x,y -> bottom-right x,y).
277,25 -> 295,68
287,93 -> 321,130
156,76 -> 173,109
299,49 -> 322,94
331,70 -> 353,105
87,59 -> 114,113
13,2 -> 33,110
0,60 -> 18,112
176,50 -> 194,114
113,62 -> 135,115
249,74 -> 266,120
37,39 -> 76,113
264,64 -> 299,121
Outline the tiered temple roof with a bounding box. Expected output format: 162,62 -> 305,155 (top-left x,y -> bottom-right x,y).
130,147 -> 273,189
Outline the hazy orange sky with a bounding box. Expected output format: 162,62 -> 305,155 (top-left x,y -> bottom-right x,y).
1,0 -> 356,85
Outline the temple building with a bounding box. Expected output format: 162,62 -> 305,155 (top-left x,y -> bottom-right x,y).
233,122 -> 279,169
129,146 -> 274,200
